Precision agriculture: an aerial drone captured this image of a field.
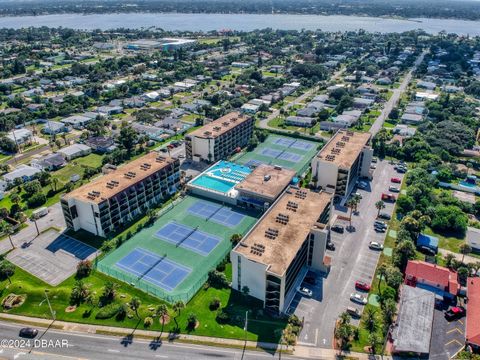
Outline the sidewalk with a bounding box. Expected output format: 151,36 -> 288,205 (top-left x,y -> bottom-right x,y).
0,313 -> 384,359
439,248 -> 480,265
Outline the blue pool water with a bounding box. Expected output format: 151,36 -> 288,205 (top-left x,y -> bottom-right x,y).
190,161 -> 251,193
459,181 -> 479,190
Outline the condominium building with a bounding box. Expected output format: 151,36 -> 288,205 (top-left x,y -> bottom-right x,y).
185,112 -> 254,162
61,152 -> 180,237
311,130 -> 372,198
231,187 -> 333,314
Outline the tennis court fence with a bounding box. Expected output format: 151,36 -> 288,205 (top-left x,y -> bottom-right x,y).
97,242 -> 231,304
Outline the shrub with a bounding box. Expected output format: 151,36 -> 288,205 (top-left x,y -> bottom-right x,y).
207,270 -> 229,289
76,260 -> 92,278
187,313 -> 197,329
115,303 -> 128,321
0,260 -> 15,280
209,297 -> 221,311
95,303 -> 123,319
215,309 -> 230,324
144,316 -> 153,328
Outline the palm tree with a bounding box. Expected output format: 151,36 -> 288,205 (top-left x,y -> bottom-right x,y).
230,233 -> 242,246
445,253 -> 456,269
172,301 -> 185,329
459,244 -> 472,264
155,304 -> 169,333
364,307 -> 377,333
102,281 -> 118,302
346,197 -> 359,227
51,178 -> 59,192
377,264 -> 388,295
130,297 -> 141,320
2,223 -> 14,249
375,200 -> 385,217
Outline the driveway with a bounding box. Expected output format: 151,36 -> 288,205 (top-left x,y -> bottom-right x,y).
292,160 -> 402,348
430,307 -> 466,359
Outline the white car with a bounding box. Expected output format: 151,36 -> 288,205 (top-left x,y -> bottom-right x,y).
350,293 -> 368,305
389,186 -> 400,193
369,241 -> 384,250
297,286 -> 313,297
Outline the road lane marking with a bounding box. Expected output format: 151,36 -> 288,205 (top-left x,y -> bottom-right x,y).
107,349 -> 120,353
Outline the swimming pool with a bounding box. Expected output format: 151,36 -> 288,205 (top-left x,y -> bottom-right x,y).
190,160 -> 252,194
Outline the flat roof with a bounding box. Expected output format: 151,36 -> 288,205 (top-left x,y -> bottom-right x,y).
235,165 -> 296,201
316,130 -> 371,169
188,112 -> 251,139
393,285 -> 434,354
234,187 -> 332,276
467,278 -> 480,346
63,152 -> 177,204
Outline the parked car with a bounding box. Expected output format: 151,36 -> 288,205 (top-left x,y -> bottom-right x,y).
297,287 -> 313,297
389,186 -> 400,193
355,281 -> 371,292
19,328 -> 38,338
327,242 -> 336,251
391,177 -> 401,183
378,213 -> 391,220
357,181 -> 368,190
369,241 -> 384,250
397,167 -> 407,174
382,193 -> 396,202
353,192 -> 362,199
346,306 -> 361,318
350,293 -> 368,305
372,157 -> 378,163
331,225 -> 344,233
374,220 -> 387,229
374,226 -> 386,233
370,164 -> 377,169
445,306 -> 466,321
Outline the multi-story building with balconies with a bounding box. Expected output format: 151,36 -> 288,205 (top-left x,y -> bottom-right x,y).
185,112 -> 254,163
311,130 -> 372,199
61,152 -> 180,237
230,187 -> 333,314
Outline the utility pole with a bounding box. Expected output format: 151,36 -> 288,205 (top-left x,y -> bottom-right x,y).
44,289 -> 55,321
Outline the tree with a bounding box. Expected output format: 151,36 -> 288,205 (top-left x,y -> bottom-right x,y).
460,243 -> 472,263
381,298 -> 397,326
118,125 -> 138,153
23,180 -> 42,197
144,316 -> 153,328
173,301 -> 185,329
187,313 -> 198,329
70,280 -> 90,305
346,197 -> 359,227
0,260 -> 15,283
335,313 -> 354,353
1,223 -> 14,249
457,266 -> 469,286
375,200 -> 385,217
241,286 -> 250,297
377,263 -> 388,295
368,333 -> 382,354
101,281 -> 118,303
393,240 -> 416,271
364,307 -> 377,333
385,266 -> 403,291
207,269 -> 229,288
230,233 -> 242,246
76,260 -> 92,278
130,297 -> 141,320
155,304 -> 169,332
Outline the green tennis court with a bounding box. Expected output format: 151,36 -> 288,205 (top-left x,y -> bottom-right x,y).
235,134 -> 320,174
98,195 -> 260,303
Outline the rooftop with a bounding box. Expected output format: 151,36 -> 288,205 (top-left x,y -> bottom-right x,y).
405,260 -> 459,295
235,165 -> 296,201
316,130 -> 371,169
63,152 -> 177,204
467,278 -> 480,346
234,187 -> 332,276
188,112 -> 251,139
392,285 -> 435,354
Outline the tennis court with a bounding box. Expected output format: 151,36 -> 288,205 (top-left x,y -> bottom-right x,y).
236,134 -> 320,174
155,222 -> 221,256
187,200 -> 245,228
116,248 -> 191,292
98,195 -> 259,303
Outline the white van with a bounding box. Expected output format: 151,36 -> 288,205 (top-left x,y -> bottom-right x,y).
32,207 -> 48,219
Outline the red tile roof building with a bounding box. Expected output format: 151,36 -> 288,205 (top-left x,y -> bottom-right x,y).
404,260 -> 459,296
467,277 -> 480,349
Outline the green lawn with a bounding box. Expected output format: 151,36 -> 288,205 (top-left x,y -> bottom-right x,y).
1,262 -> 285,343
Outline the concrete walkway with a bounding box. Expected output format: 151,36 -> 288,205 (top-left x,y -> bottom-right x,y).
439,248 -> 480,265
0,313 -> 385,359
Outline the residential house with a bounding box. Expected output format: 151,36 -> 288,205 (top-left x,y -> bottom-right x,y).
3,164 -> 41,183
7,128 -> 32,145
58,144 -> 92,161
42,121 -> 69,135
31,153 -> 67,171
285,116 -> 315,127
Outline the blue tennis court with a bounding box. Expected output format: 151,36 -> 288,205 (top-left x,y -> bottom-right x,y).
155,221 -> 221,256
46,234 -> 97,260
115,248 -> 190,292
290,140 -> 314,150
274,137 -> 296,147
277,151 -> 302,163
187,201 -> 245,228
245,159 -> 265,167
261,148 -> 283,158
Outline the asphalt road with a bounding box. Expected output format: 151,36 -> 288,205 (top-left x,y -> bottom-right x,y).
0,320 -> 302,360
292,160 -> 402,348
369,50 -> 427,136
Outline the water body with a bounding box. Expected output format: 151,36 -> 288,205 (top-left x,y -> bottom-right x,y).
0,13 -> 479,35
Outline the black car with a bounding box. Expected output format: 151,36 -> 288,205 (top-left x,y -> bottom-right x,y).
331,225 -> 344,233
304,276 -> 316,285
445,306 -> 466,321
19,328 -> 38,338
378,213 -> 391,220
326,242 -> 336,251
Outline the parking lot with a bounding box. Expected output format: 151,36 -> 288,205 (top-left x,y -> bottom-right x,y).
7,228 -> 99,286
290,160 -> 404,348
430,306 -> 466,359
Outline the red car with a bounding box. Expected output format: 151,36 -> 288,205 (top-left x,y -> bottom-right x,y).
391,177 -> 401,183
382,193 -> 396,202
445,306 -> 466,321
355,281 -> 371,292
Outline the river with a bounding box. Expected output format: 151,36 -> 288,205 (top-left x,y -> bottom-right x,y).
0,13 -> 479,35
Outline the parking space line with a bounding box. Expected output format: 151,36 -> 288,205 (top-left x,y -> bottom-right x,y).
447,328 -> 463,335
457,319 -> 464,326
445,339 -> 463,347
